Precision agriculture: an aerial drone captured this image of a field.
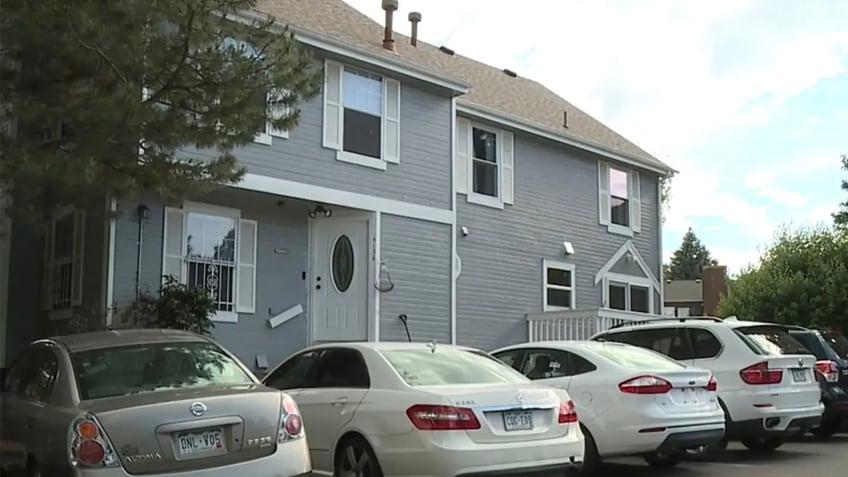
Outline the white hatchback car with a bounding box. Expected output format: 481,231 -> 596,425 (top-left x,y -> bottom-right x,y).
592,317 -> 824,453
261,342 -> 584,477
491,341 -> 725,472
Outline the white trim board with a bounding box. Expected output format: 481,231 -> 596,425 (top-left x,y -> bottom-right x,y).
449,97 -> 458,345
238,173 -> 454,225
456,104 -> 675,176
594,240 -> 660,290
268,304 -> 304,328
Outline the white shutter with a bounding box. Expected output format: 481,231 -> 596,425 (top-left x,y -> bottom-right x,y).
322,60 -> 343,150
501,131 -> 515,205
382,78 -> 401,164
629,171 -> 642,233
236,219 -> 258,314
455,117 -> 470,194
268,88 -> 289,138
162,207 -> 185,283
598,163 -> 611,225
42,223 -> 54,311
71,211 -> 85,306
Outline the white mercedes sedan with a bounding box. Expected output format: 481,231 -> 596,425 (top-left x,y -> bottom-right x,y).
261,342 -> 584,477
491,341 -> 726,472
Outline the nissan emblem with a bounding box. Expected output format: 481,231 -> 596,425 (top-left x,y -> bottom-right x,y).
189,401 -> 208,417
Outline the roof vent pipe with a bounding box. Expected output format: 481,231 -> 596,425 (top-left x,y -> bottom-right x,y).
563,110 -> 569,128
382,0 -> 399,52
408,11 -> 422,47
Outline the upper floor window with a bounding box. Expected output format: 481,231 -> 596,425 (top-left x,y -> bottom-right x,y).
323,60 -> 401,170
42,208 -> 85,317
456,118 -> 515,209
543,260 -> 576,310
598,162 -> 641,235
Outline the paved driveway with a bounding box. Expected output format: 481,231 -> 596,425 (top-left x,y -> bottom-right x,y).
595,434 -> 848,477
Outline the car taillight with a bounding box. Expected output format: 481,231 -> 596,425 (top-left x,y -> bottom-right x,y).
558,400 -> 578,423
706,375 -> 717,392
740,362 -> 783,385
815,360 -> 840,383
67,415 -> 118,468
406,404 -> 481,430
619,375 -> 672,394
278,393 -> 304,442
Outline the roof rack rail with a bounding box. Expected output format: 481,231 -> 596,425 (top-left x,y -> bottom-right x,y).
607,316 -> 724,330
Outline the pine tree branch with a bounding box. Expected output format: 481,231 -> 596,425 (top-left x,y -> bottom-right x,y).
64,13 -> 128,85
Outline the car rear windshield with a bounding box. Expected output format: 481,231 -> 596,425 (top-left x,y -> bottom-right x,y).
590,343 -> 686,370
735,326 -> 809,355
71,341 -> 254,400
380,348 -> 529,386
824,333 -> 848,359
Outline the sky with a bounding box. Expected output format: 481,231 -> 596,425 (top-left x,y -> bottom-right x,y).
343,0 -> 848,275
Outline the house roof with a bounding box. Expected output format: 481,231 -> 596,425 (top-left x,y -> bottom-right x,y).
252,0 -> 673,174
664,280 -> 703,303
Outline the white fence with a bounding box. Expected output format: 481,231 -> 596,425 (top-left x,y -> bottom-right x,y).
526,309 -> 668,341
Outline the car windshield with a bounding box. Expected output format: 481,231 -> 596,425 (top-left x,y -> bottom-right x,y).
736,326 -> 809,355
824,333 -> 848,359
590,343 -> 686,370
380,348 -> 529,386
71,341 -> 254,400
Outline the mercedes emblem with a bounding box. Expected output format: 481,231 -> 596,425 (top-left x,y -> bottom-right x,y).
189,401 -> 208,417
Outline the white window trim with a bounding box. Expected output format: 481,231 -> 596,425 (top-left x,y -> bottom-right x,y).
599,162 -> 641,236
254,89 -> 291,146
467,122 -> 504,209
179,202 -> 245,324
542,260 -> 576,311
603,273 -> 655,314
336,150 -> 387,170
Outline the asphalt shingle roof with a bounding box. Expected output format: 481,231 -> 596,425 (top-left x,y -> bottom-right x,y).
254,0 -> 672,173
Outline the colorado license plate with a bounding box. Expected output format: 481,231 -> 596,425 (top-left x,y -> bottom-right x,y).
791,369 -> 807,382
503,411 -> 533,431
177,428 -> 226,456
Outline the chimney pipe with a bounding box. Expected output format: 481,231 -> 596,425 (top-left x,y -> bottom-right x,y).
408,11 -> 422,47
382,0 -> 399,52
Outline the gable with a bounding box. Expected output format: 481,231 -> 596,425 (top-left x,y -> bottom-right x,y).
609,255 -> 649,279
594,240 -> 659,290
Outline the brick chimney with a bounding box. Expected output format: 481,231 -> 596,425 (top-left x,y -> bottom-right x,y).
382,0 -> 399,52
702,265 -> 728,316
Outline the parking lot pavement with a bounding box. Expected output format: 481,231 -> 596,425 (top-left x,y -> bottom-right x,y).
593,434 -> 848,477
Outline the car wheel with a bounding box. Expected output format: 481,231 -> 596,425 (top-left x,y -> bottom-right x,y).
643,451 -> 681,469
811,418 -> 841,438
740,436 -> 784,452
578,425 -> 601,476
683,438 -> 727,460
335,436 -> 383,477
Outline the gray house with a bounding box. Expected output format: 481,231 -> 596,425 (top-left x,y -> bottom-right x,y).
1,0 -> 674,371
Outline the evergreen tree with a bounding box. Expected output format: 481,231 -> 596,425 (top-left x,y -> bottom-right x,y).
834,154 -> 848,228
666,227 -> 715,280
1,0 -> 322,221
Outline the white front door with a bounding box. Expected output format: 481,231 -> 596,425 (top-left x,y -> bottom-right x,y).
310,217 -> 369,342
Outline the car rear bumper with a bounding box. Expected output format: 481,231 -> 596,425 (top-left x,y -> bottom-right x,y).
599,419 -> 725,456
75,439 -> 312,477
373,424 -> 584,477
656,428 -> 726,451
727,405 -> 823,439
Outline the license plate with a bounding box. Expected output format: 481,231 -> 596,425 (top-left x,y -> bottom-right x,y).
177,428 -> 226,456
681,388 -> 701,404
503,411 -> 533,431
791,369 -> 807,382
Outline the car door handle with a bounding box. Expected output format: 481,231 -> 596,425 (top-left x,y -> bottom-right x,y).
331,397 -> 348,406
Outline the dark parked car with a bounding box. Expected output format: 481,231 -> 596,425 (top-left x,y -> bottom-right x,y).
786,325 -> 848,437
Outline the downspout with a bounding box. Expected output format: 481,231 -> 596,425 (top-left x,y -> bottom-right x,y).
450,96 -> 458,345
135,204 -> 149,299
104,198 -> 117,327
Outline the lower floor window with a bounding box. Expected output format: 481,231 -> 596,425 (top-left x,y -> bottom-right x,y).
186,212 -> 238,314
543,260 -> 575,310
609,281 -> 651,313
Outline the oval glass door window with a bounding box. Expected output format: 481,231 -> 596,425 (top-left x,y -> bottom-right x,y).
332,235 -> 355,292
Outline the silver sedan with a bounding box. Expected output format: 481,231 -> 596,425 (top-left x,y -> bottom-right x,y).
0,329 -> 311,477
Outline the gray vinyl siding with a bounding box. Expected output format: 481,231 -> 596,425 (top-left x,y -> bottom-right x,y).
111,188 -> 311,371
181,55 -> 453,211
456,128 -> 661,351
379,214 -> 451,343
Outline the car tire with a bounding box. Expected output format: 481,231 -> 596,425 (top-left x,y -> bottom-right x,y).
578,425 -> 601,476
643,451 -> 681,469
740,436 -> 784,452
334,435 -> 383,477
811,418 -> 841,438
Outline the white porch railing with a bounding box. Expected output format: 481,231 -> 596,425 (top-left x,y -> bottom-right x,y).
527,308 -> 670,341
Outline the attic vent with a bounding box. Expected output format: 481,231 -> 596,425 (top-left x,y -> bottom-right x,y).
439,45 -> 455,56
502,68 -> 517,78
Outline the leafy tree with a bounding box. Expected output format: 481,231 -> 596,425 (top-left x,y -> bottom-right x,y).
660,173 -> 674,225
666,227 -> 715,280
834,154 -> 848,227
1,0 -> 322,221
717,225 -> 848,334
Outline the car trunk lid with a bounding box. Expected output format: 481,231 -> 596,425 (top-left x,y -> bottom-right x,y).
417,383 -> 567,444
79,385 -> 280,475
649,368 -> 717,415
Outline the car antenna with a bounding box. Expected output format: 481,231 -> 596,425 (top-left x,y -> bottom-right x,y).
398,314 -> 412,342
